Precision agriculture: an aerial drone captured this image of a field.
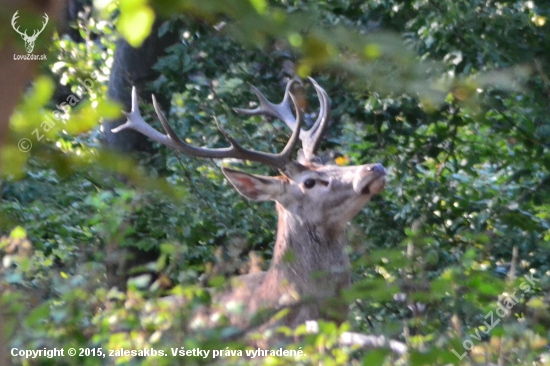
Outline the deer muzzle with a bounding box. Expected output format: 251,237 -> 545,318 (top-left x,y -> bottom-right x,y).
354,163 -> 386,195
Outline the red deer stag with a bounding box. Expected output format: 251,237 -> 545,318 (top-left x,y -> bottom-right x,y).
113,79 -> 405,354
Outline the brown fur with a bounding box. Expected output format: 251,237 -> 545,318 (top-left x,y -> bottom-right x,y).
212,162 -> 386,329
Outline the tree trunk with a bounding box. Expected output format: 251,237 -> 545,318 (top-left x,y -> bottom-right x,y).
102,19 -> 178,152
101,18 -> 178,290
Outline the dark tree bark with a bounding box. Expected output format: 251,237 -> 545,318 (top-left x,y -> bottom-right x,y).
101,19 -> 178,290
58,0 -> 88,43
102,19 -> 178,153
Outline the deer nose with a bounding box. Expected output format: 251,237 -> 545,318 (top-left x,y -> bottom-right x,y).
367,163 -> 386,175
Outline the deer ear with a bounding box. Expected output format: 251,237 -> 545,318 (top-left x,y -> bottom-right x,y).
222,168 -> 284,201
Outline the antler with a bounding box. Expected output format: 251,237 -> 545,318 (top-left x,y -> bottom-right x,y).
32,13 -> 49,38
11,11 -> 48,39
234,77 -> 330,161
11,11 -> 27,37
112,87 -> 303,169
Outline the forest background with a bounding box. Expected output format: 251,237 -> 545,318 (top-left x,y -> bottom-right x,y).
1,0 -> 550,365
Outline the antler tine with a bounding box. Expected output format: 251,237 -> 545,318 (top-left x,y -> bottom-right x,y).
29,13 -> 49,38
11,11 -> 26,37
39,13 -> 49,32
234,79 -> 304,139
278,92 -> 304,160
235,78 -> 331,161
112,86 -> 303,169
302,77 -> 330,157
112,87 -> 182,151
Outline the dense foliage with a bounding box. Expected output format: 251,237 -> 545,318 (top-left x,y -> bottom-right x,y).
2,0 -> 550,365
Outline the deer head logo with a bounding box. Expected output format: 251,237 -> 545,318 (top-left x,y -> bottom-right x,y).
11,11 -> 49,54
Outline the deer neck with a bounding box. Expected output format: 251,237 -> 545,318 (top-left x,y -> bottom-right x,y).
261,203 -> 352,298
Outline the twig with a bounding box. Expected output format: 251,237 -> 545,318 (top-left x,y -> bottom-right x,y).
507,246 -> 517,282
496,109 -> 550,149
305,320 -> 407,355
339,331 -> 408,355
83,174 -> 105,190
436,118 -> 459,177
355,300 -> 375,329
515,173 -> 550,203
221,300 -> 309,341
534,58 -> 550,108
427,1 -> 471,49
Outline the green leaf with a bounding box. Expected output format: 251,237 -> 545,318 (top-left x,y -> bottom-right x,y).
362,349 -> 389,366
10,226 -> 27,239
25,303 -> 51,327
118,0 -> 155,47
249,0 -> 267,15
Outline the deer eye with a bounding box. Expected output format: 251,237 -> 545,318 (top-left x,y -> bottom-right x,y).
303,179 -> 316,189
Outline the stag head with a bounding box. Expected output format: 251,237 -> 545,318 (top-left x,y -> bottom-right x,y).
11,11 -> 49,53
113,78 -> 385,238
